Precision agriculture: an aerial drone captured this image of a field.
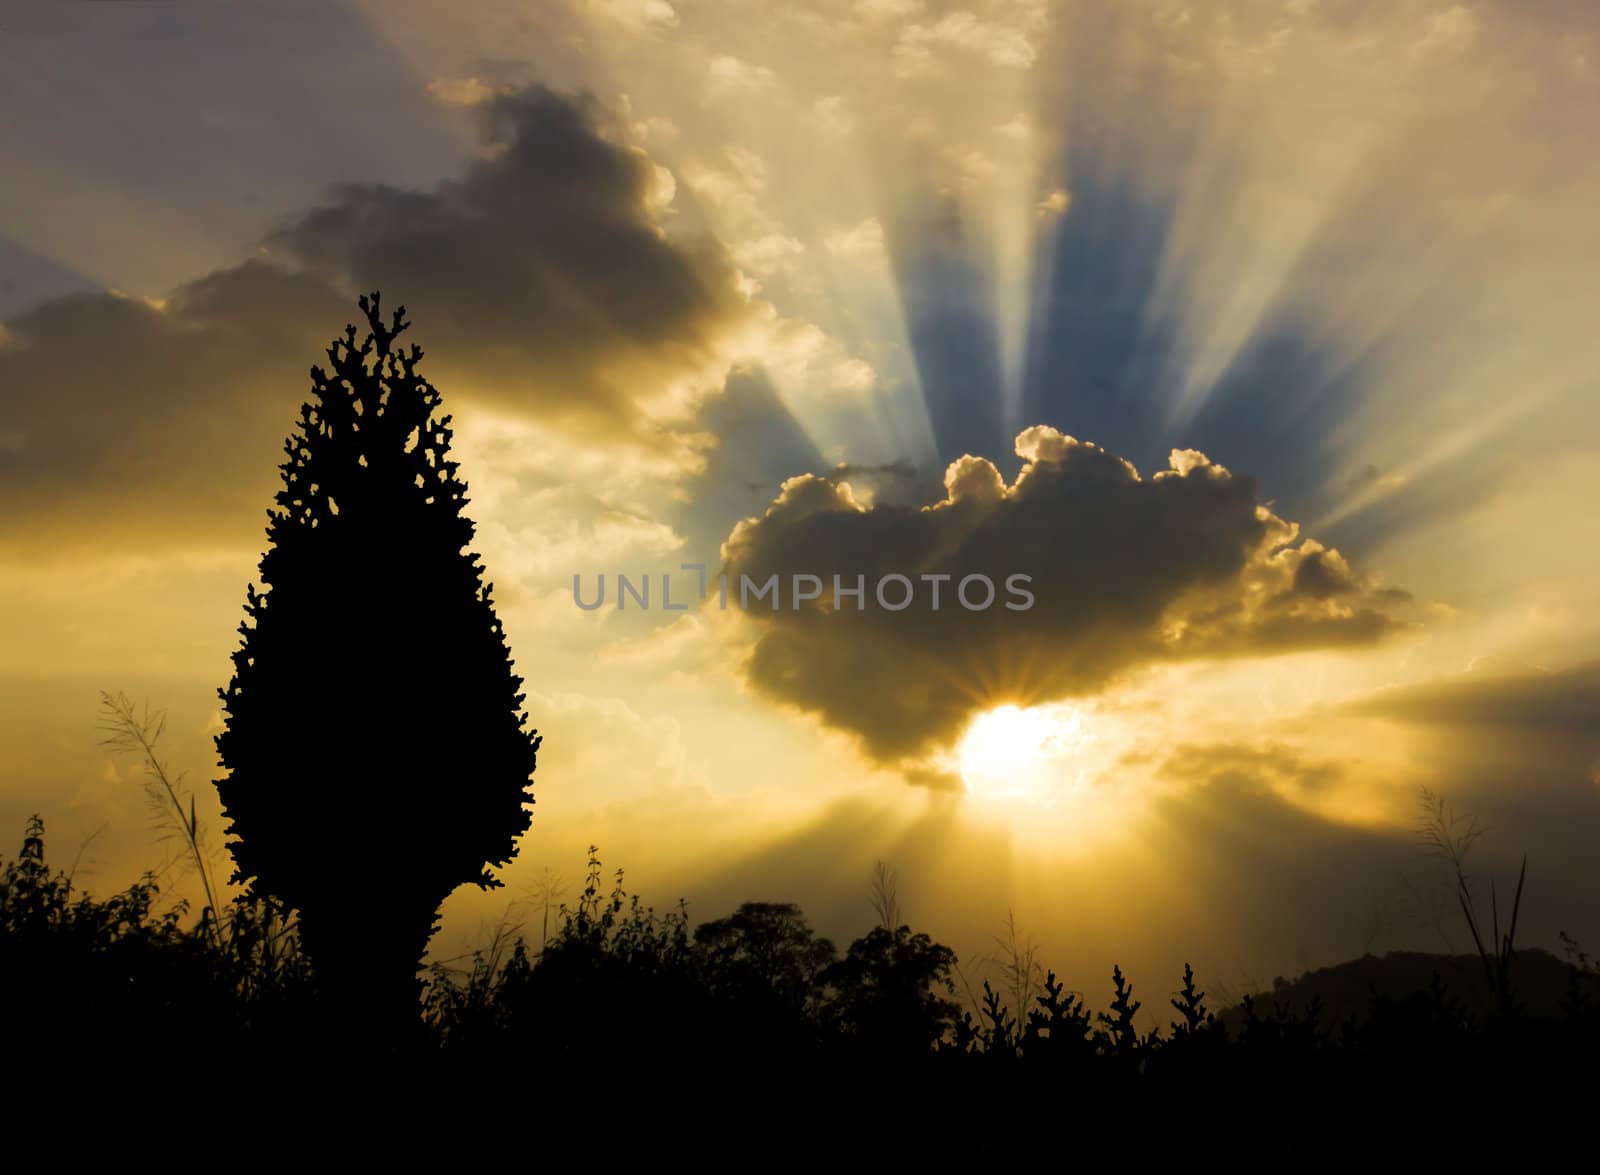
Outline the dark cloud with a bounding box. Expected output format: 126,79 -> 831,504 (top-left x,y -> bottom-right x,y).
0,85 -> 752,553
267,86 -> 749,437
820,459 -> 927,511
0,236 -> 95,320
825,458 -> 919,484
0,264 -> 345,552
720,428 -> 1414,770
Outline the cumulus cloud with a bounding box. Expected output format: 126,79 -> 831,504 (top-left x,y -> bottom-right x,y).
0,86 -> 755,552
719,427 -> 1415,771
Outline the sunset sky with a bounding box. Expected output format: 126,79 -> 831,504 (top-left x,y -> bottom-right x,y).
3,0 -> 1598,1005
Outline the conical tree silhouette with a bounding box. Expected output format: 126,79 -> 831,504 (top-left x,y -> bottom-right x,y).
215,292 -> 537,1030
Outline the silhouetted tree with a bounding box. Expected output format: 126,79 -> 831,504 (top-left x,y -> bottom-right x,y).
1095,964 -> 1145,1058
967,979 -> 1017,1057
694,901 -> 837,1021
214,292 -> 538,1035
1169,962 -> 1213,1037
1022,969 -> 1095,1064
820,924 -> 960,1054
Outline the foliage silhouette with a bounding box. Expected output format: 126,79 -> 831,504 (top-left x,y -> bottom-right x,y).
4,819 -> 1598,1113
424,846 -> 700,1067
1095,963 -> 1149,1063
213,292 -> 538,1031
1022,970 -> 1096,1063
0,818 -> 316,1074
818,923 -> 960,1055
1169,962 -> 1215,1037
694,900 -> 837,1048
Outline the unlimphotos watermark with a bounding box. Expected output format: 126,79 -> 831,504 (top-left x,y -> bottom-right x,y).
573,564 -> 1035,612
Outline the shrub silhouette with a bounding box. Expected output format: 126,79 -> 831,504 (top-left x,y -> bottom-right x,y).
0,818 -> 316,1073
425,847 -> 699,1062
214,292 -> 538,1031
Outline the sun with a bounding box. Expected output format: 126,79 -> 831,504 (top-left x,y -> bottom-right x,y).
956,703 -> 1086,803
950,700 -> 1151,850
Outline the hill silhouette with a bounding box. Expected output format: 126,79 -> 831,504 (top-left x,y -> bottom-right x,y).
1220,947 -> 1578,1031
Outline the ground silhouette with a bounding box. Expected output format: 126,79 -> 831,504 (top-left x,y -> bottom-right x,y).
4,820 -> 1598,1139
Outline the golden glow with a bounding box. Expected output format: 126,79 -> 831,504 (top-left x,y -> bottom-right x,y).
949,698 -> 1158,856
957,703 -> 1086,802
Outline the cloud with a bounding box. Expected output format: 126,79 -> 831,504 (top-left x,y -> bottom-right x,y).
427,76 -> 499,108
0,86 -> 755,552
1035,188 -> 1070,219
705,54 -> 779,98
892,4 -> 1048,77
823,217 -> 886,261
1349,661 -> 1600,737
813,95 -> 856,136
0,266 -> 345,552
1330,660 -> 1600,931
1159,740 -> 1346,798
855,0 -> 922,22
718,427 -> 1415,771
732,233 -> 806,276
473,484 -> 687,595
266,86 -> 749,428
829,357 -> 878,394
583,0 -> 681,35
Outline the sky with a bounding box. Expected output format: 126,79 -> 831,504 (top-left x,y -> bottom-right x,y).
3,0 -> 1599,1011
